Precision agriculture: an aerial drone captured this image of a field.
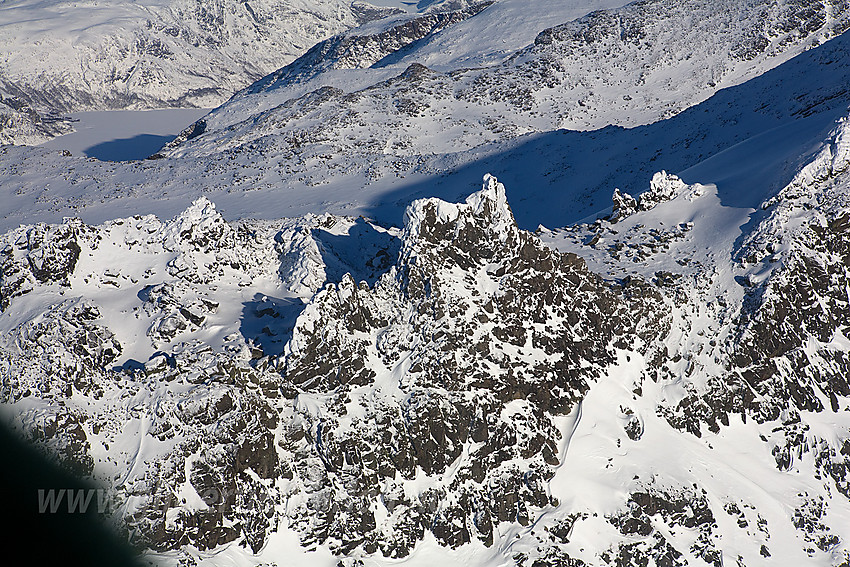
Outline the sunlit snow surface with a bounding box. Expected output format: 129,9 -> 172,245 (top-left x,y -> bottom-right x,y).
0,0 -> 408,112
39,109 -> 210,161
1,24 -> 849,233
3,115 -> 850,565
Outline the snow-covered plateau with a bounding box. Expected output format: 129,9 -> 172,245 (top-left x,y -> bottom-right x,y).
2,0 -> 850,566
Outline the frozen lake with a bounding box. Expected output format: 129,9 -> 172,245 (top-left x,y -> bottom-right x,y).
40,108 -> 211,161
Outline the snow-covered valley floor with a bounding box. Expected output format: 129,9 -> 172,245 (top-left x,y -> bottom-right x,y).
39,109 -> 211,161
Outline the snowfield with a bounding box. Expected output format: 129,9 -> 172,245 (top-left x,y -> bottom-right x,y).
39,108 -> 210,160
0,13 -> 848,233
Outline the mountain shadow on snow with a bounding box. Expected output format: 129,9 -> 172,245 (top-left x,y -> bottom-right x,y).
363,29 -> 850,229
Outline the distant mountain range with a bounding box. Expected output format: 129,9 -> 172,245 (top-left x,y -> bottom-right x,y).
0,0 -> 408,144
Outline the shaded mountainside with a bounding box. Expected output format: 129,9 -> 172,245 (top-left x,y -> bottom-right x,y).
0,84 -> 73,146
3,1 -> 850,234
2,156 -> 850,564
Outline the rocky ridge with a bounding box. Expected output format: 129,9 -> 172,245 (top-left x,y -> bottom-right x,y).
244,0 -> 493,94
0,84 -> 73,146
2,162 -> 850,564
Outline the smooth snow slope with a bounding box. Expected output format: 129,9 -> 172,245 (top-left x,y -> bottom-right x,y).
39,109 -> 210,160
379,0 -> 636,70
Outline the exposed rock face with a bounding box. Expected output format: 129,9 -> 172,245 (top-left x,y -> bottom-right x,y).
2,166 -> 850,564
0,219 -> 86,308
123,381 -> 280,553
661,120 -> 850,428
654,122 -> 850,547
605,484 -> 721,567
276,176 -> 669,554
4,1 -> 850,565
0,175 -> 665,561
246,1 -> 494,93
611,172 -> 687,222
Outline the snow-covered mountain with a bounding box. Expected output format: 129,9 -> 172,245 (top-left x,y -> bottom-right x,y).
0,0 -> 408,143
169,0 -> 849,152
2,0 -> 850,565
3,141 -> 850,565
0,85 -> 74,146
1,0 -> 847,232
